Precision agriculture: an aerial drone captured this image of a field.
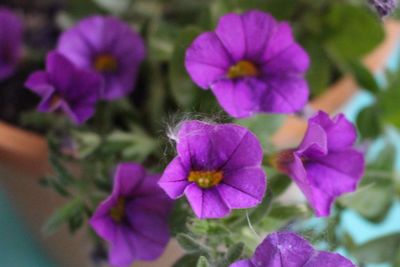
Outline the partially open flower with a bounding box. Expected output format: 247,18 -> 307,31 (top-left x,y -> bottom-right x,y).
57,16 -> 146,100
274,111 -> 365,217
0,8 -> 23,81
90,163 -> 172,267
25,51 -> 101,124
159,120 -> 266,219
231,232 -> 355,267
185,10 -> 309,118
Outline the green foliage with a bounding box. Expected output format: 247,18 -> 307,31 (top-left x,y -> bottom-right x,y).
351,234 -> 400,264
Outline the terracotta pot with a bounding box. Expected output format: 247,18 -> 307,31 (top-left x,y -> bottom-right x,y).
1,20 -> 400,267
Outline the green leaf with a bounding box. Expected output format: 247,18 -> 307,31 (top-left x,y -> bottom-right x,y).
196,256 -> 210,267
169,26 -> 203,108
378,72 -> 400,127
268,174 -> 292,196
49,154 -> 74,185
173,254 -> 203,267
351,233 -> 400,264
356,105 -> 383,139
226,242 -> 244,264
235,114 -> 284,148
176,233 -> 210,253
43,198 -> 84,234
348,60 -> 380,94
72,131 -> 101,158
92,0 -> 130,15
326,4 -> 385,60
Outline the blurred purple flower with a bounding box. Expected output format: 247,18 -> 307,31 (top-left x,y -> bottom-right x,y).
185,10 -> 309,118
231,232 -> 355,267
57,16 -> 146,100
274,111 -> 365,217
0,8 -> 23,81
25,51 -> 101,124
90,163 -> 172,267
369,0 -> 398,17
159,120 -> 266,219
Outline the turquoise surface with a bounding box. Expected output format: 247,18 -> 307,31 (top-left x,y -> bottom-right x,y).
0,189 -> 56,267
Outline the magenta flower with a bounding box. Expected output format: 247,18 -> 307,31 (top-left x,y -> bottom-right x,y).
0,8 -> 23,81
231,232 -> 355,267
90,163 -> 172,267
57,16 -> 146,100
274,111 -> 365,217
159,121 -> 266,219
25,51 -> 101,124
185,10 -> 309,118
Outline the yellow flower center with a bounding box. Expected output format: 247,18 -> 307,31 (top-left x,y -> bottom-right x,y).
188,170 -> 223,188
227,60 -> 259,79
109,197 -> 126,223
94,54 -> 118,72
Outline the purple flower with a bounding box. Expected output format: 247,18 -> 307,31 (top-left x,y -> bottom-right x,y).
274,111 -> 365,217
0,8 -> 23,81
57,16 -> 146,100
369,0 -> 398,17
159,120 -> 266,219
25,51 -> 101,124
90,163 -> 172,267
185,10 -> 309,118
231,232 -> 355,267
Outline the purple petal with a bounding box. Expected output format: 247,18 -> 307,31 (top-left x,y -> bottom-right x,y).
113,163 -> 146,197
108,226 -> 137,267
304,251 -> 356,267
176,121 -> 251,171
185,32 -> 231,89
241,10 -> 277,60
260,76 -> 309,113
250,232 -> 314,266
215,13 -> 246,61
159,157 -> 190,199
185,183 -> 230,219
230,260 -> 253,267
218,167 -> 266,209
309,112 -> 357,151
46,51 -> 76,94
24,71 -> 53,97
89,196 -> 118,242
211,78 -> 266,118
297,121 -> 328,158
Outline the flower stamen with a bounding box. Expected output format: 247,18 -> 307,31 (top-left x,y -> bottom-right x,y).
188,170 -> 223,188
227,60 -> 259,79
94,54 -> 118,72
109,197 -> 126,223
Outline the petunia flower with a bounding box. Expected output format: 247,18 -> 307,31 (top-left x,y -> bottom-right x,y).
57,16 -> 146,100
369,0 -> 398,17
273,111 -> 365,217
185,10 -> 309,118
90,163 -> 172,267
0,7 -> 23,81
159,120 -> 266,219
231,232 -> 356,267
25,51 -> 101,124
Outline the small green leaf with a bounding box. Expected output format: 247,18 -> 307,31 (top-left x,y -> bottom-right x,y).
196,256 -> 210,267
226,242 -> 244,264
176,233 -> 209,253
356,105 -> 383,139
348,60 -> 380,94
173,253 -> 203,267
268,174 -> 292,196
49,155 -> 74,185
351,233 -> 400,264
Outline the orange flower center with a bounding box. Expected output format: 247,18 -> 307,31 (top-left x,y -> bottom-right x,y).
227,60 -> 259,79
109,197 -> 126,223
94,54 -> 118,72
188,170 -> 223,188
50,94 -> 62,109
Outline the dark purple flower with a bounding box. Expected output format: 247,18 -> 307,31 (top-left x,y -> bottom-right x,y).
25,51 -> 101,124
369,0 -> 398,17
185,10 -> 309,118
90,163 -> 172,267
57,16 -> 146,100
0,8 -> 23,81
231,232 -> 355,267
159,120 -> 266,219
274,111 -> 365,217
